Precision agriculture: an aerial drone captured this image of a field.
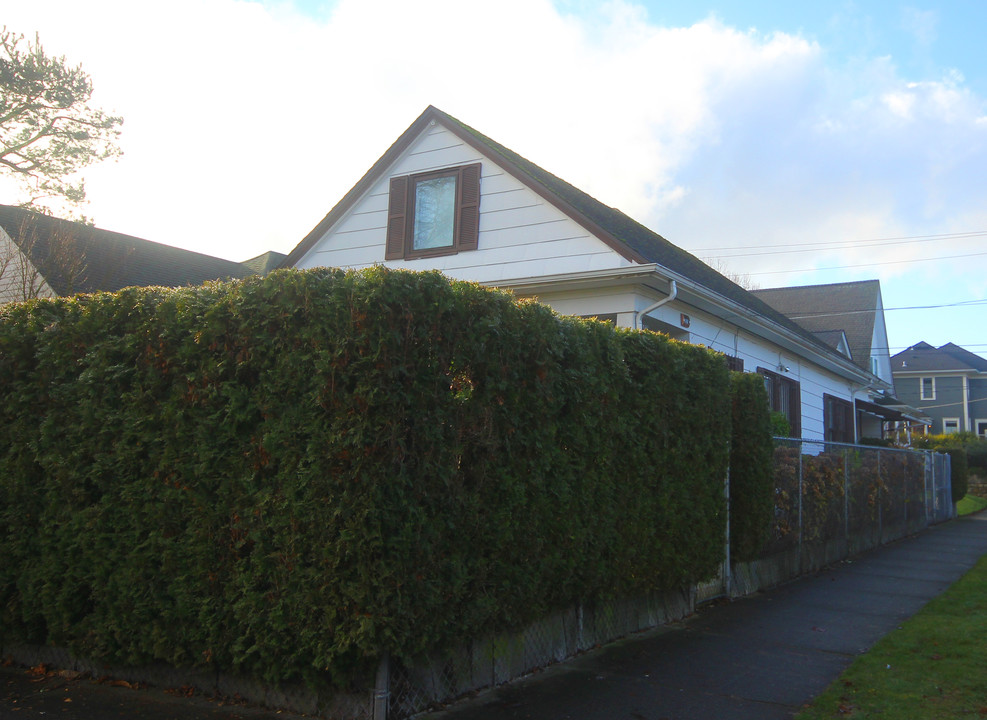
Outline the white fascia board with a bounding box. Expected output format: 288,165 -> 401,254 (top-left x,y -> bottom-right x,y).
658,268 -> 877,386
485,264 -> 661,294
491,264 -> 876,386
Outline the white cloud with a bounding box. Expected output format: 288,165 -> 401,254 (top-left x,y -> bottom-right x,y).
882,91 -> 915,118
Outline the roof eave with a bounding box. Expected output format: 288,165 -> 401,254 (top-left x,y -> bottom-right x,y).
491,265 -> 875,385
433,109 -> 648,265
281,107 -> 441,269
663,269 -> 875,385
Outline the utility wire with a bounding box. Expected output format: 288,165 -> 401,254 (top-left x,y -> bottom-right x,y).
693,230 -> 987,253
746,250 -> 987,276
779,299 -> 987,319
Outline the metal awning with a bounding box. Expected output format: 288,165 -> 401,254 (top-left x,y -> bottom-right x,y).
855,398 -> 929,425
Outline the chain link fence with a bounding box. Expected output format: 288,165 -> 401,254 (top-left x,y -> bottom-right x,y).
731,439 -> 953,597
388,439 -> 953,719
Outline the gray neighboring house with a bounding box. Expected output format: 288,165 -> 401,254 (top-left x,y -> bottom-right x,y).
891,342 -> 987,437
752,279 -> 924,442
0,204 -> 284,301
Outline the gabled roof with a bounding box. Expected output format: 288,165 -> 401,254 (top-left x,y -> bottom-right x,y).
892,341 -> 987,373
752,280 -> 881,373
283,105 -> 840,358
0,205 -> 254,295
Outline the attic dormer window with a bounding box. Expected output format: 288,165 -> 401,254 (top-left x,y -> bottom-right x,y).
385,162 -> 481,260
413,174 -> 457,250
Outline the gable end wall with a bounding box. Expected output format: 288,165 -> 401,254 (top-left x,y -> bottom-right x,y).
294,125 -> 635,283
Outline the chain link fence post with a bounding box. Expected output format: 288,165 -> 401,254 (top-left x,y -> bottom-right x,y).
373,653 -> 389,720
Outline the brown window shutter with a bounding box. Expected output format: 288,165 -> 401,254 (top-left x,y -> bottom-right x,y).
456,163 -> 481,251
386,176 -> 408,260
790,381 -> 801,437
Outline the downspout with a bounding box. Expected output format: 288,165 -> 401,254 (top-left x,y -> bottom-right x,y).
634,279 -> 678,330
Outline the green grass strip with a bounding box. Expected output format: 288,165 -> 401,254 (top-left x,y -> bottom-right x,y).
957,494 -> 987,516
796,551 -> 987,719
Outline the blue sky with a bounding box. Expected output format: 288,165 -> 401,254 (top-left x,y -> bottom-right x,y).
3,0 -> 986,360
641,0 -> 987,93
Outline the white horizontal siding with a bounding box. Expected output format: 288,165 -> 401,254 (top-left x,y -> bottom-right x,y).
0,229 -> 55,303
642,299 -> 857,442
294,123 -> 632,281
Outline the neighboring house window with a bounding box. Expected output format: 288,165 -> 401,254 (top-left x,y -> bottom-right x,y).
758,367 -> 801,437
724,355 -> 744,372
385,163 -> 481,260
977,420 -> 987,439
870,356 -> 879,376
920,377 -> 935,400
824,394 -> 855,444
943,418 -> 960,434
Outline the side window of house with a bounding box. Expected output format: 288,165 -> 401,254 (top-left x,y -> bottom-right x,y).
943,418 -> 960,434
823,394 -> 854,444
385,163 -> 481,260
920,377 -> 935,400
758,367 -> 801,437
724,355 -> 744,372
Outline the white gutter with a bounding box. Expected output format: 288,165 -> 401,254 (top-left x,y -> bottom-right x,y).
483,264 -> 659,292
652,266 -> 876,386
488,263 -> 875,387
634,279 -> 677,330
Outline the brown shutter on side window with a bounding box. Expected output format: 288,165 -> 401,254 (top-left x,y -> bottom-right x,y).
456,163 -> 481,251
386,176 -> 408,260
790,381 -> 802,437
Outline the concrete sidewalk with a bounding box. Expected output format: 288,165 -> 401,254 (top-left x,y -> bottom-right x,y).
425,513 -> 987,720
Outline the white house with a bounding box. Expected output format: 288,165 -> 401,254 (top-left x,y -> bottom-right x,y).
282,106 -> 889,442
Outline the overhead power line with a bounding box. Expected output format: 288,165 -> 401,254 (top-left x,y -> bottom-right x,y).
886,343 -> 987,351
693,230 -> 987,253
782,299 -> 987,319
746,250 -> 987,276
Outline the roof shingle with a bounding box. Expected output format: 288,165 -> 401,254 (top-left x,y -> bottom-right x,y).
0,205 -> 254,296
752,280 -> 881,372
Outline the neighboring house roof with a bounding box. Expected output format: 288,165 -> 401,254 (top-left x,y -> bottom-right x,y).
892,341 -> 987,373
283,105 -> 843,361
0,204 -> 255,296
752,280 -> 882,373
241,250 -> 287,275
809,329 -> 852,356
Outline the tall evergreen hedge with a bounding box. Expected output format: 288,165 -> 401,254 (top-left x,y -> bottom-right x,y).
728,372 -> 775,561
0,267 -> 735,687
